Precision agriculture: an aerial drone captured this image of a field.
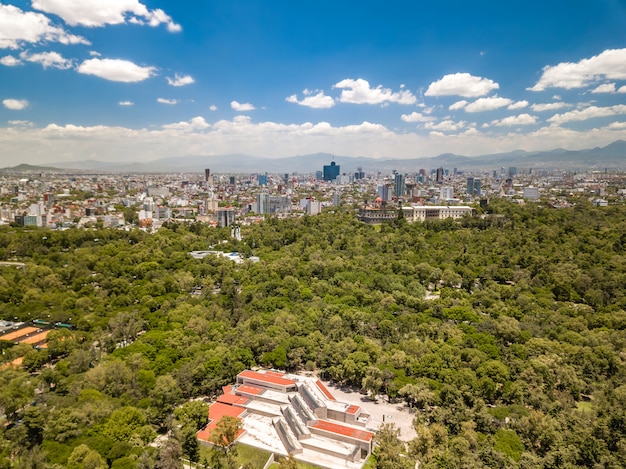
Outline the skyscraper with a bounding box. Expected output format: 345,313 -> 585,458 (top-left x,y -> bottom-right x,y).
394,173 -> 405,198
466,178 -> 481,196
436,167 -> 444,183
323,161 -> 340,181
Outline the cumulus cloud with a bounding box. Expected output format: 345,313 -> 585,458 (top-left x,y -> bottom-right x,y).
162,116 -> 210,132
157,98 -> 178,105
7,120 -> 34,127
401,112 -> 436,123
333,78 -> 416,105
491,114 -> 538,127
547,105 -> 626,125
231,100 -> 255,111
530,48 -> 626,91
508,100 -> 529,110
166,74 -> 195,87
591,83 -> 617,93
286,90 -> 335,109
0,55 -> 21,66
425,73 -> 499,98
21,51 -> 72,69
449,100 -> 468,111
32,0 -> 181,32
606,121 -> 626,130
3,99 -> 29,110
531,102 -> 572,112
425,120 -> 467,132
464,96 -> 513,113
0,3 -> 89,49
77,58 -> 156,82
118,101 -> 134,106
209,105 -> 218,111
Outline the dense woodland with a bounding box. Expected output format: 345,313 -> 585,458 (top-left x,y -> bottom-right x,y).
1,199 -> 626,468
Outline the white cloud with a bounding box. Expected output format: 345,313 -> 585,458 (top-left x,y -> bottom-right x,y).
166,74 -> 195,87
3,99 -> 29,110
32,0 -> 181,32
333,78 -> 416,105
547,105 -> 626,125
157,98 -> 178,105
286,90 -> 335,109
491,114 -> 538,127
162,116 -> 210,132
400,112 -> 436,123
0,55 -> 21,66
425,120 -> 467,132
209,105 -> 218,111
606,121 -> 626,130
530,48 -> 626,91
21,51 -> 72,69
77,58 -> 156,82
619,86 -> 626,93
464,96 -> 512,113
0,3 -> 89,49
531,102 -> 572,112
591,83 -> 616,93
8,120 -> 34,127
5,116 -> 626,165
231,100 -> 255,111
118,101 -> 134,106
425,73 -> 499,98
508,100 -> 529,110
449,100 -> 468,111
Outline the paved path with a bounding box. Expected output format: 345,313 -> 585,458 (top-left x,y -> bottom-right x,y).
322,381 -> 418,442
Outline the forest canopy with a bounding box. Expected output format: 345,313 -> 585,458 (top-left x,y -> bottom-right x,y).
1,199 -> 625,468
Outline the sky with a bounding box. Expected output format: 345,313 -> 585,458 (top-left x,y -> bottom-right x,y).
1,0 -> 626,165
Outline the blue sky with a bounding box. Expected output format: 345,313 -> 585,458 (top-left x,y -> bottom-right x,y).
1,0 -> 626,165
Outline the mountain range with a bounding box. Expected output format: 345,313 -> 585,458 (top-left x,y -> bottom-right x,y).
3,140 -> 626,174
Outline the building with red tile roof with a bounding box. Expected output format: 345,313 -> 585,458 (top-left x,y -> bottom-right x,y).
197,369 -> 375,468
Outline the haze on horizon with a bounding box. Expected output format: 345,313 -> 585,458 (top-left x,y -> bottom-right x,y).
1,0 -> 626,165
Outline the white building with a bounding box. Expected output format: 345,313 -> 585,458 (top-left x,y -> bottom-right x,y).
401,205 -> 473,222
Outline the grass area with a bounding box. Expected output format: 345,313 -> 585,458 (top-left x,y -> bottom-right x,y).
268,457 -> 324,469
198,443 -> 273,469
576,401 -> 594,412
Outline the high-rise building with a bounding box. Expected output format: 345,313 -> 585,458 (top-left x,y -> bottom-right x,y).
323,161 -> 340,182
204,168 -> 211,181
394,173 -> 405,198
466,178 -> 481,196
440,186 -> 454,200
217,208 -> 235,227
436,167 -> 444,183
256,192 -> 270,214
258,174 -> 267,186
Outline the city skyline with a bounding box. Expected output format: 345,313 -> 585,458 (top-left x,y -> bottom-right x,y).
1,1 -> 626,165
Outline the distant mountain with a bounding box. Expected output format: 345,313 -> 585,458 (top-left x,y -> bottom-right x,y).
47,140 -> 626,173
0,163 -> 61,172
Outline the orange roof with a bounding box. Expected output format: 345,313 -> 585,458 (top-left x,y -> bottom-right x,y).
1,356 -> 23,370
311,421 -> 373,442
197,402 -> 246,443
346,405 -> 360,415
239,370 -> 296,387
237,384 -> 264,395
218,394 -> 249,406
1,327 -> 38,341
315,380 -> 336,400
20,330 -> 51,345
209,402 -> 246,422
264,370 -> 286,377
